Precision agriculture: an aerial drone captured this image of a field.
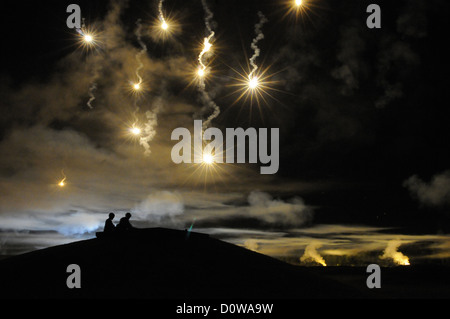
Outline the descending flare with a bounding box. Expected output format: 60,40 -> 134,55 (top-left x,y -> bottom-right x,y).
158,0 -> 168,30
130,126 -> 141,136
76,26 -> 98,50
84,34 -> 93,43
248,77 -> 259,89
198,0 -> 220,131
197,68 -> 205,77
58,170 -> 67,187
198,33 -> 214,77
202,152 -> 214,165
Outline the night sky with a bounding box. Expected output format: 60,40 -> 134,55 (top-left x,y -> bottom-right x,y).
0,0 -> 449,266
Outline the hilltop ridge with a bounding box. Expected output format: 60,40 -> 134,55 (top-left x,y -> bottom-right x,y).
0,227 -> 365,299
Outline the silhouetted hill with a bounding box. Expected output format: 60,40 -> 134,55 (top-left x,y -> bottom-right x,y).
0,227 -> 368,299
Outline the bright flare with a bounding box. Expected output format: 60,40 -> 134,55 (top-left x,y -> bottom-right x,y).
399,257 -> 410,266
203,153 -> 214,164
295,0 -> 302,6
248,77 -> 259,89
130,127 -> 141,135
84,34 -> 93,43
133,83 -> 141,90
204,39 -> 212,52
58,170 -> 67,187
161,22 -> 168,30
197,68 -> 205,77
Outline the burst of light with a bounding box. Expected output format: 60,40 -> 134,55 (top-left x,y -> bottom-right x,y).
227,64 -> 282,111
197,68 -> 205,77
394,254 -> 410,266
150,15 -> 180,42
126,80 -> 146,97
204,40 -> 212,52
283,0 -> 319,23
58,170 -> 67,187
318,260 -> 327,266
202,153 -> 214,165
248,77 -> 259,89
196,33 -> 215,85
130,127 -> 141,136
76,26 -> 101,52
84,34 -> 93,43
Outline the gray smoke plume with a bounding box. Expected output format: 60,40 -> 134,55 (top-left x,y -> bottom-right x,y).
249,11 -> 268,80
139,98 -> 164,156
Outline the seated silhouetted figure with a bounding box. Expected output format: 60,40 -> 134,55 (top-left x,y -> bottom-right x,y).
116,212 -> 134,232
104,212 -> 116,233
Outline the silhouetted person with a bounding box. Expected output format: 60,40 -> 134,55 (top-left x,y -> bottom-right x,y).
104,212 -> 116,233
116,212 -> 134,232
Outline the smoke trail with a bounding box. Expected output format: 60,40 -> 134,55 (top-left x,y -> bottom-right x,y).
201,0 -> 214,35
249,11 -> 268,80
131,18 -> 148,126
158,0 -> 166,24
86,55 -> 104,109
380,240 -> 410,265
134,18 -> 147,88
86,82 -> 97,109
300,241 -> 327,266
139,99 -> 163,156
199,89 -> 221,131
198,0 -> 220,131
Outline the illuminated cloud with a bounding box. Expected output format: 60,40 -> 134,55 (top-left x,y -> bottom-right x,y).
300,241 -> 327,266
380,239 -> 410,266
133,191 -> 184,222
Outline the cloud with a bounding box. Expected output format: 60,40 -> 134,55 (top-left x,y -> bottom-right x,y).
403,170 -> 450,207
247,191 -> 313,227
0,210 -> 104,237
133,191 -> 184,222
186,191 -> 313,229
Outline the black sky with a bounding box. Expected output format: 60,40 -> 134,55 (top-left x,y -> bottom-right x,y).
1,0 -> 450,258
